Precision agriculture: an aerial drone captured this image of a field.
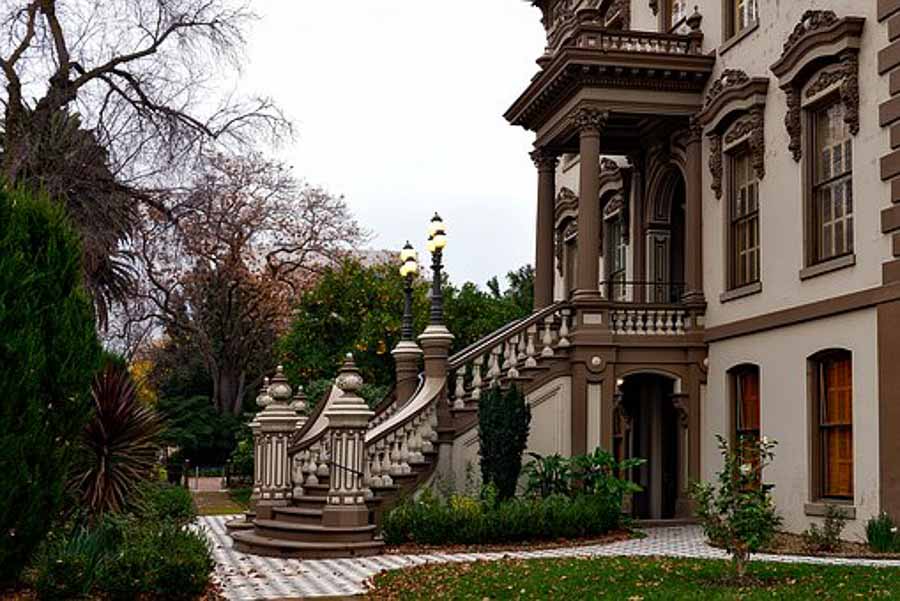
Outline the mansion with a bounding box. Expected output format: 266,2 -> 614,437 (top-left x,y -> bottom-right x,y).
230,0 -> 900,558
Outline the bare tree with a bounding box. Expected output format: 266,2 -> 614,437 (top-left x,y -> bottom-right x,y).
122,153 -> 366,415
0,0 -> 290,325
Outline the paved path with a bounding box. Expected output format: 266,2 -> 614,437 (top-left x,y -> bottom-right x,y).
199,515 -> 900,600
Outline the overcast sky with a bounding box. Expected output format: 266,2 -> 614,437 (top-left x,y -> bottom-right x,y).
240,1 -> 545,288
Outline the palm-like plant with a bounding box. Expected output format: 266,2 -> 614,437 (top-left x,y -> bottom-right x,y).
71,365 -> 163,516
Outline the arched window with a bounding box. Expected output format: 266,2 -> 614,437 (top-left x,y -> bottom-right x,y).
809,349 -> 853,500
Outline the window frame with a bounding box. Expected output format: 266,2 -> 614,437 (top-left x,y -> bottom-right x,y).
810,100 -> 854,265
605,211 -> 628,301
808,350 -> 854,503
722,0 -> 759,42
726,146 -> 760,291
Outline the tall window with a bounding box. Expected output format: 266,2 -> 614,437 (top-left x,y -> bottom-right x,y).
725,0 -> 759,39
734,366 -> 760,445
730,151 -> 760,288
813,102 -> 854,263
814,351 -> 853,499
608,216 -> 627,300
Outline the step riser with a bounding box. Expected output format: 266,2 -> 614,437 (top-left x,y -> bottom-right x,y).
271,512 -> 322,526
253,525 -> 377,544
233,540 -> 383,559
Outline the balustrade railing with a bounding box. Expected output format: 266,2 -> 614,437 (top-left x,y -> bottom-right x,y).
547,19 -> 704,58
448,302 -> 571,410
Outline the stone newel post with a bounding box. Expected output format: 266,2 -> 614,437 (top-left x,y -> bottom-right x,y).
322,354 -> 374,528
253,366 -> 301,519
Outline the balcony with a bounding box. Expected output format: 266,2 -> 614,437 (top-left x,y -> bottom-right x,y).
504,16 -> 715,148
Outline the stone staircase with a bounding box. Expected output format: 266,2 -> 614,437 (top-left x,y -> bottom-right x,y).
227,304 -> 575,559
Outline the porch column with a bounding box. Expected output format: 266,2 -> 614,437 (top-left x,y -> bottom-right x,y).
684,119 -> 705,303
531,148 -> 559,310
573,107 -> 608,302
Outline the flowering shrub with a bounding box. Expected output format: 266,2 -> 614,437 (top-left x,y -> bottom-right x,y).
691,435 -> 782,578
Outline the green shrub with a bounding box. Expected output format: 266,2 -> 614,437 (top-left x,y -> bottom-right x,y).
803,505 -> 847,553
523,448 -> 644,504
30,523 -> 116,600
523,453 -> 572,498
866,513 -> 900,553
478,386 -> 531,500
98,520 -> 212,601
381,488 -> 620,547
136,482 -> 196,527
0,187 -> 102,584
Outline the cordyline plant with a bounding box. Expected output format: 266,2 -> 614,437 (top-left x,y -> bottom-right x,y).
691,435 -> 782,579
71,365 -> 164,517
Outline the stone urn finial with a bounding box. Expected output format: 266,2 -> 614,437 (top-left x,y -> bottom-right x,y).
335,353 -> 364,395
290,385 -> 308,415
256,376 -> 273,408
687,6 -> 702,31
268,365 -> 292,405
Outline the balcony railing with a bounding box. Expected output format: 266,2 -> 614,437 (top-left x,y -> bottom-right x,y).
601,280 -> 686,304
569,25 -> 703,56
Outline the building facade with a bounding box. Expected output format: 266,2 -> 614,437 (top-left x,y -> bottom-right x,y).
445,0 -> 900,540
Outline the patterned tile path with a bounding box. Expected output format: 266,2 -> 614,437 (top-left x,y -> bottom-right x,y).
199,515 -> 900,600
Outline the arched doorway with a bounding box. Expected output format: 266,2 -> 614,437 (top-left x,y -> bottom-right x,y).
617,372 -> 683,520
645,167 -> 686,303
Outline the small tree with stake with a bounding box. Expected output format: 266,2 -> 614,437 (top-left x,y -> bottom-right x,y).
691,435 -> 782,580
478,385 -> 531,501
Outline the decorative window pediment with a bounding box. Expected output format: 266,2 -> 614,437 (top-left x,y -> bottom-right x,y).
770,11 -> 864,162
697,69 -> 769,199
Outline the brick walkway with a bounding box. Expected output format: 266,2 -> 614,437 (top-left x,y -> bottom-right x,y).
199,515 -> 900,600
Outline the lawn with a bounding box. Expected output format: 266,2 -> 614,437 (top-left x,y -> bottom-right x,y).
366,556 -> 900,600
192,487 -> 253,516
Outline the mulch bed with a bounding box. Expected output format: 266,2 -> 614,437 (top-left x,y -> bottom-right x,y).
384,529 -> 635,555
755,532 -> 900,560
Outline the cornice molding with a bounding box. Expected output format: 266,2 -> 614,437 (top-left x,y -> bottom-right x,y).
770,12 -> 863,162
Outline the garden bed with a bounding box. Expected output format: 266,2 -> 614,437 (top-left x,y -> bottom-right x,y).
756,531 -> 900,560
365,555 -> 900,600
385,529 -> 635,555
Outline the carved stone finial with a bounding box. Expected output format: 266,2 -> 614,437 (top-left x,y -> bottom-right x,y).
268,365 -> 293,405
256,376 -> 273,408
290,385 -> 308,415
572,107 -> 608,134
687,6 -> 702,31
335,353 -> 364,394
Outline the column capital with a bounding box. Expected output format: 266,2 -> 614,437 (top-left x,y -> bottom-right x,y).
572,107 -> 609,135
530,148 -> 559,171
686,117 -> 704,145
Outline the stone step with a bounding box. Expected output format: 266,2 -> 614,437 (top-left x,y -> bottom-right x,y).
292,495 -> 328,510
272,506 -> 323,526
231,530 -> 384,559
253,519 -> 378,544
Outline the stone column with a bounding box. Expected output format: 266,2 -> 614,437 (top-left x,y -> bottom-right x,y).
531,148 -> 559,310
573,107 -> 607,302
684,119 -> 705,304
392,341 -> 422,404
254,366 -> 301,519
321,355 -> 374,528
419,324 -> 454,429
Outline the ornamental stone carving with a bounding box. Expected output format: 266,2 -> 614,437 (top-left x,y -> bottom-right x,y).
705,69 -> 750,107
783,10 -> 838,55
708,134 -> 723,200
600,158 -> 620,173
530,148 -> 559,171
724,107 -> 766,180
771,12 -> 863,162
785,87 -> 802,161
572,107 -> 609,134
805,51 -> 860,136
649,0 -> 658,16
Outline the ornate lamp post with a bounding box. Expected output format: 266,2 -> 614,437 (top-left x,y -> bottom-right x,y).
426,213 -> 447,325
399,241 -> 419,340
393,242 -> 423,404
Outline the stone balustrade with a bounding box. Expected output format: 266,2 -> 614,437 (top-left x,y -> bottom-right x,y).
448,303 -> 571,409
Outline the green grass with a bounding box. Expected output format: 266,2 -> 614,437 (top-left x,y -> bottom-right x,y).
228,487 -> 252,508
367,556 -> 900,600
